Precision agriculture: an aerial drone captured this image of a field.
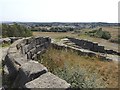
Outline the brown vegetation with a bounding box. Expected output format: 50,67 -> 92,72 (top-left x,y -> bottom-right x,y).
38,47 -> 118,88
33,26 -> 119,51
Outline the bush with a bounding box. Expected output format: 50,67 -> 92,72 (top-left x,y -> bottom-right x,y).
2,23 -> 32,37
101,31 -> 111,40
87,28 -> 111,40
53,67 -> 106,88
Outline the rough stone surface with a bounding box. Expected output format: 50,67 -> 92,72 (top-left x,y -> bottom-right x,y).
25,72 -> 70,88
9,37 -> 22,43
27,52 -> 32,59
4,54 -> 18,77
21,60 -> 48,78
30,48 -> 37,56
8,52 -> 27,66
3,36 -> 70,88
23,45 -> 29,54
3,36 -> 119,89
3,65 -> 9,75
68,37 -> 119,55
13,60 -> 48,87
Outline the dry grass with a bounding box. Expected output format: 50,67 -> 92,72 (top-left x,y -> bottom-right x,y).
33,26 -> 119,40
33,29 -> 118,52
78,33 -> 118,51
34,27 -> 119,88
78,27 -> 119,51
81,26 -> 119,39
38,47 -> 118,88
33,32 -> 77,39
102,27 -> 119,39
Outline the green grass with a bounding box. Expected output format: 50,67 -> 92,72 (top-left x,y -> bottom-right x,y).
38,47 -> 118,88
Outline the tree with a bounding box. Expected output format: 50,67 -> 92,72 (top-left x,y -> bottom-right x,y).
2,23 -> 32,37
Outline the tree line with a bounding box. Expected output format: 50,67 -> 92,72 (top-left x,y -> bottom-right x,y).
31,27 -> 74,32
2,23 -> 32,37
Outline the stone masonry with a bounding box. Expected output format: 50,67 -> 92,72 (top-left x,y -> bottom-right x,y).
3,36 -> 70,89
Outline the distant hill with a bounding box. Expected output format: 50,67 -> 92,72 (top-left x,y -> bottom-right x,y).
3,22 -> 118,27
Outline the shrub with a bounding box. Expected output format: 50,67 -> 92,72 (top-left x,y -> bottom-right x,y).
2,23 -> 32,37
101,31 -> 111,40
53,67 -> 106,88
87,28 -> 111,40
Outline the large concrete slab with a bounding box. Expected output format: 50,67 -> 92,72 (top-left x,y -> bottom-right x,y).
25,72 -> 70,88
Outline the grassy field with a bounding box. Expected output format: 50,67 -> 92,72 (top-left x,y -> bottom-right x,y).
79,26 -> 119,39
32,27 -> 119,51
33,32 -> 77,39
34,27 -> 119,88
38,47 -> 118,88
78,34 -> 118,51
33,26 -> 119,40
102,27 -> 119,39
78,27 -> 119,51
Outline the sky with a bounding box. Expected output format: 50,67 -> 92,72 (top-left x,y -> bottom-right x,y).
0,0 -> 119,23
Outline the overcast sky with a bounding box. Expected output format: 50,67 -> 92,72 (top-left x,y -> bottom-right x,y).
0,0 -> 119,23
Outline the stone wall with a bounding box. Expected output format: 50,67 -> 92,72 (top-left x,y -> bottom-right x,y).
51,43 -> 112,61
68,37 -> 105,53
3,36 -> 70,89
68,37 -> 119,55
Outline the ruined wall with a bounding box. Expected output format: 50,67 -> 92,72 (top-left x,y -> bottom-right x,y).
68,37 -> 119,55
68,37 -> 105,53
51,43 -> 112,61
3,37 -> 70,89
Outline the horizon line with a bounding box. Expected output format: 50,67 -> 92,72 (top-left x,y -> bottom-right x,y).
1,21 -> 119,23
